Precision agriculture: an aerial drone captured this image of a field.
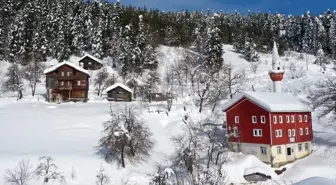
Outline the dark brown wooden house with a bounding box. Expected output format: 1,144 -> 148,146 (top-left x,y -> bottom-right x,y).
105,83 -> 133,102
78,54 -> 103,70
44,62 -> 90,103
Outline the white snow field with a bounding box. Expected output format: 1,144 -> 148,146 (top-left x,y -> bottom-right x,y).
1,45 -> 336,184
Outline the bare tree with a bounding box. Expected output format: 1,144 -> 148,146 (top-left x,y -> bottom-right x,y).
98,106 -> 155,168
288,61 -> 306,79
3,160 -> 32,185
35,156 -> 66,184
150,166 -> 177,185
144,71 -> 160,103
249,61 -> 261,74
222,63 -> 245,99
2,63 -> 24,100
94,68 -> 109,96
23,61 -> 44,96
308,76 -> 336,121
96,165 -> 110,185
193,70 -> 212,113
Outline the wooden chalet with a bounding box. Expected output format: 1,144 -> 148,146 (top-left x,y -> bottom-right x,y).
105,83 -> 133,102
44,62 -> 90,103
78,53 -> 103,70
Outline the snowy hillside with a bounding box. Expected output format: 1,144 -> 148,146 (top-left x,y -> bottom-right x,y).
1,45 -> 336,185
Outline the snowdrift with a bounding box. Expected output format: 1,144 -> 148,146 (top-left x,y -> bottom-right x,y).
294,177 -> 336,185
221,154 -> 277,184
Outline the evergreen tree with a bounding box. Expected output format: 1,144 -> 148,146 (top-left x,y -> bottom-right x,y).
119,24 -> 134,76
92,16 -> 104,59
204,17 -> 223,73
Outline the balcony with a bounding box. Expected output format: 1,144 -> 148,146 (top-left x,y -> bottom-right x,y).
59,83 -> 73,90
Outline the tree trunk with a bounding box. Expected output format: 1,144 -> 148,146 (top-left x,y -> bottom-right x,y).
32,82 -> 36,96
121,144 -> 125,168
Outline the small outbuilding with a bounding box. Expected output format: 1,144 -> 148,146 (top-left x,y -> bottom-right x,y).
78,53 -> 103,70
105,83 -> 133,102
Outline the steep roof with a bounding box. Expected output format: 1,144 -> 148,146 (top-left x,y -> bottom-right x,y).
105,83 -> 133,94
43,61 -> 90,76
222,91 -> 311,113
78,53 -> 103,64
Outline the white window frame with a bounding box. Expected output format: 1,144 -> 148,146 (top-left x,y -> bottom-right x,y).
273,116 -> 277,124
77,80 -> 81,86
260,116 -> 266,124
279,116 -> 283,124
61,81 -> 64,86
252,116 -> 257,124
305,128 -> 309,135
260,146 -> 267,155
299,115 -> 302,122
298,144 -> 302,152
235,116 -> 239,124
67,81 -> 70,86
277,146 -> 281,154
305,143 -> 309,151
67,71 -> 70,76
234,127 -> 238,137
304,115 -> 308,122
286,115 -> 290,123
275,129 -> 283,138
253,129 -> 262,137
300,128 -> 303,136
292,129 -> 296,137
288,129 -> 291,137
61,71 -> 64,76
88,62 -> 92,65
278,129 -> 282,137
291,115 -> 295,123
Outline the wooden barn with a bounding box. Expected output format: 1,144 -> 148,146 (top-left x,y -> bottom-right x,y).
44,62 -> 90,103
78,53 -> 103,70
105,83 -> 133,102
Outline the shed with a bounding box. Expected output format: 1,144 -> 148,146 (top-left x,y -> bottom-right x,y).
78,54 -> 103,70
105,83 -> 133,102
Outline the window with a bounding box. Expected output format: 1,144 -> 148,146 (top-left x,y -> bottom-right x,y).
277,146 -> 282,154
286,115 -> 290,123
279,116 -> 283,124
67,81 -> 70,86
260,147 -> 267,155
288,129 -> 291,137
298,144 -> 302,152
61,72 -> 64,76
252,116 -> 257,123
292,129 -> 296,137
275,129 -> 283,138
77,81 -> 81,86
304,115 -> 308,122
235,116 -> 239,124
305,143 -> 309,151
305,128 -> 309,135
67,72 -> 70,76
234,127 -> 238,137
88,62 -> 92,65
299,115 -> 302,122
261,116 -> 266,123
273,116 -> 277,124
300,128 -> 303,135
291,115 -> 295,123
253,129 -> 262,137
61,81 -> 64,86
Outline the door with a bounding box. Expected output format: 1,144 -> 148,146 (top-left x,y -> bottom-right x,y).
286,147 -> 295,161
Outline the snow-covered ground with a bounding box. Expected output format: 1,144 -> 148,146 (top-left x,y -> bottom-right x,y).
0,45 -> 336,184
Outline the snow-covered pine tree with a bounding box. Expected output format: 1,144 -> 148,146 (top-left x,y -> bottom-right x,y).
71,13 -> 86,56
204,16 -> 223,73
119,24 -> 134,76
164,26 -> 179,46
109,0 -> 122,62
193,11 -> 207,55
314,44 -> 330,66
92,16 -> 104,59
243,40 -> 260,62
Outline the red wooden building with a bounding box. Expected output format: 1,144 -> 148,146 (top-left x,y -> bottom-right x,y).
222,42 -> 313,167
44,62 -> 90,103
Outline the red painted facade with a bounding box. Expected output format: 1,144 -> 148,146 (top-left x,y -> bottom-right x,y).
224,97 -> 313,146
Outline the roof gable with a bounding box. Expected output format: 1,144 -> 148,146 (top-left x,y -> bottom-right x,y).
78,53 -> 103,64
106,83 -> 133,94
222,92 -> 311,113
44,61 -> 90,76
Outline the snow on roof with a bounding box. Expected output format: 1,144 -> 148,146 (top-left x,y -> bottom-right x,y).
222,91 -> 311,113
78,53 -> 103,64
105,83 -> 133,94
43,61 -> 90,76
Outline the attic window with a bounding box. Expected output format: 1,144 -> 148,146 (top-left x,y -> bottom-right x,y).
61,72 -> 64,76
277,67 -> 280,70
252,116 -> 257,124
304,115 -> 308,122
235,116 -> 239,124
286,116 -> 290,123
260,116 -> 266,123
89,62 -> 92,65
273,116 -> 277,124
